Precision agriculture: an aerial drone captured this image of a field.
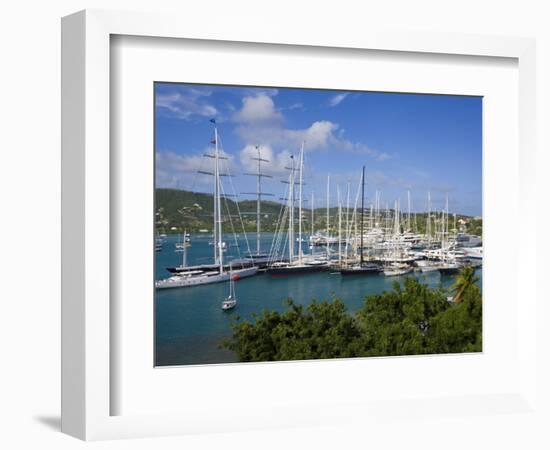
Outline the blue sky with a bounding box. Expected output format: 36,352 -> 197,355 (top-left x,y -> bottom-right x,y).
155,83 -> 482,216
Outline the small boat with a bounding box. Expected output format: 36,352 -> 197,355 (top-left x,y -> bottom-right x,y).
383,263 -> 413,277
438,262 -> 461,276
419,265 -> 440,273
175,231 -> 191,251
175,240 -> 191,250
221,276 -> 237,311
416,260 -> 440,273
340,262 -> 382,276
454,232 -> 482,248
462,246 -> 483,260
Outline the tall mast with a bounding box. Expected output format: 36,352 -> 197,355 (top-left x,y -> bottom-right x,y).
407,190 -> 411,231
375,190 -> 379,228
287,155 -> 295,264
298,142 -> 304,264
385,202 -> 389,237
337,186 -> 342,265
360,166 -> 365,266
453,213 -> 456,234
311,192 -> 314,242
446,193 -> 449,224
256,149 -> 263,255
345,181 -> 350,260
427,191 -> 432,244
212,149 -> 218,267
445,193 -> 449,249
354,204 -> 358,251
394,199 -> 400,237
242,145 -> 272,255
326,174 -> 330,259
370,204 -> 374,229
214,127 -> 224,273
198,120 -> 231,271
179,230 -> 190,268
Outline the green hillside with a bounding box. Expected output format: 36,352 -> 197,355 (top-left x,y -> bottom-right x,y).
155,188 -> 287,233
155,188 -> 481,236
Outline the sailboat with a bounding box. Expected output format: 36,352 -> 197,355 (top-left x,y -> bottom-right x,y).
155,230 -> 165,252
340,166 -> 382,276
266,143 -> 329,275
380,198 -> 414,276
175,231 -> 191,251
228,145 -> 277,270
156,121 -> 258,289
221,273 -> 238,310
383,263 -> 414,277
437,195 -> 462,276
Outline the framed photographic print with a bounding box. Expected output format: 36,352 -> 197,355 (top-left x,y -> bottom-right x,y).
62,9 -> 538,441
153,83 -> 483,367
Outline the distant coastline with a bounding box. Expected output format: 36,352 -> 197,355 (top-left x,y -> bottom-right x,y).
155,187 -> 482,235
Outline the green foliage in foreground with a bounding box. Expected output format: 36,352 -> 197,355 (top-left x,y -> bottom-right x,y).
221,273 -> 482,362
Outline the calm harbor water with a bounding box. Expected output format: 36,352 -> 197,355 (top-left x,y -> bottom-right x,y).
155,233 -> 482,366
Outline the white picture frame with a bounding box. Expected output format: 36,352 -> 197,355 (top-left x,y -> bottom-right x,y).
61,9 -> 538,441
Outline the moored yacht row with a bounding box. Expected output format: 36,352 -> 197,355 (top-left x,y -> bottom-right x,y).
155,121 -> 482,294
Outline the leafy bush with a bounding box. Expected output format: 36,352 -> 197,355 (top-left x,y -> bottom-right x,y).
221,271 -> 482,361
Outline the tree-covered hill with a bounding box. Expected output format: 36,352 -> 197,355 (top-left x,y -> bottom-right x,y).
155,188 -> 287,233
155,188 -> 482,236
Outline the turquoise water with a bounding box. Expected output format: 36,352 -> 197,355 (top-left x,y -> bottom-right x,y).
155,233 -> 481,366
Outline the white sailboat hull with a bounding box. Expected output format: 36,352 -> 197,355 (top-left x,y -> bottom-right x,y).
419,265 -> 440,273
156,266 -> 258,289
462,246 -> 483,260
383,263 -> 414,277
383,268 -> 413,276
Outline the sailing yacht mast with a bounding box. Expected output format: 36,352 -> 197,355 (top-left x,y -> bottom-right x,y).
407,190 -> 411,231
445,193 -> 449,250
181,230 -> 189,267
337,186 -> 342,265
198,121 -> 232,272
288,155 -> 295,264
311,192 -> 314,245
242,145 -> 273,255
345,181 -> 350,260
298,142 -> 304,264
453,213 -> 457,234
214,127 -> 224,273
369,204 -> 373,230
426,191 -> 432,246
360,166 -> 365,266
326,175 -> 330,259
394,199 -> 400,236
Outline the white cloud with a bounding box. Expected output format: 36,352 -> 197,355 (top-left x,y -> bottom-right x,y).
232,92 -> 390,160
239,144 -> 293,177
328,93 -> 349,107
241,88 -> 279,97
303,121 -> 338,149
156,89 -> 218,120
235,120 -> 337,152
287,102 -> 304,110
156,149 -> 236,189
233,94 -> 283,124
236,118 -> 390,161
336,140 -> 392,161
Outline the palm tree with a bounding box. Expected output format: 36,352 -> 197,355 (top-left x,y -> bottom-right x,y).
450,266 -> 480,303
